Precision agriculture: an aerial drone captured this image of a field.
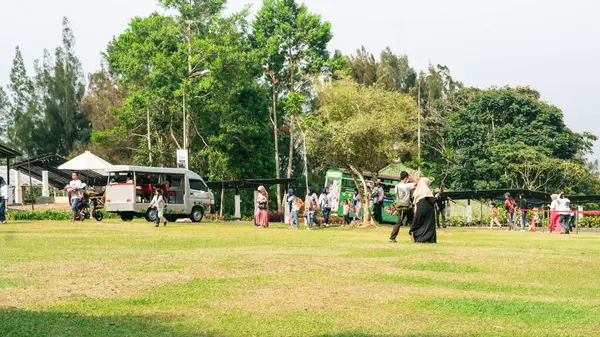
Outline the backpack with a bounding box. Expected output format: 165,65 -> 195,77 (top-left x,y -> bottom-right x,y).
297,198 -> 304,211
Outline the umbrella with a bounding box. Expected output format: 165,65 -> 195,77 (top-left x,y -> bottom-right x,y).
58,151 -> 113,186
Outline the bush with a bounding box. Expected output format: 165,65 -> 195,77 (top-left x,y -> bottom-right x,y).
7,210 -> 118,221
268,212 -> 284,223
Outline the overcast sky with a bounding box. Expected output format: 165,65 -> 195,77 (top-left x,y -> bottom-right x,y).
1,0 -> 599,158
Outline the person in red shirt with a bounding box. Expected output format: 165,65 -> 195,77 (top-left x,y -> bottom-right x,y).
503,193 -> 517,231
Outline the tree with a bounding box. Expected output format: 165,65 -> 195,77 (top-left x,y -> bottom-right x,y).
304,77 -> 417,225
79,70 -> 132,163
377,47 -> 416,94
0,87 -> 8,138
427,86 -> 595,191
252,0 -> 333,211
5,46 -> 34,152
348,46 -> 378,87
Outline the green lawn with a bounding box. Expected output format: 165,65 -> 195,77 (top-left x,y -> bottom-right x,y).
1,220 -> 599,337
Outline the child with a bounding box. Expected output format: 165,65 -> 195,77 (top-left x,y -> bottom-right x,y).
490,202 -> 501,228
343,199 -> 351,226
149,188 -> 167,227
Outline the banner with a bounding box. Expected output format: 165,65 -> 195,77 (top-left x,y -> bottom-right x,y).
176,150 -> 189,169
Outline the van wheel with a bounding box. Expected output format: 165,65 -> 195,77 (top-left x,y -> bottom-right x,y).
121,213 -> 134,222
165,215 -> 177,223
190,207 -> 204,223
145,209 -> 158,223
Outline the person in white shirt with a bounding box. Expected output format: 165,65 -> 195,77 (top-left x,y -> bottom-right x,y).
372,182 -> 385,223
66,172 -> 84,221
556,192 -> 571,234
149,188 -> 167,227
390,171 -> 417,242
318,187 -> 332,226
287,188 -> 299,229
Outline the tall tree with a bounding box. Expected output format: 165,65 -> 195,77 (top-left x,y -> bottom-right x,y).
305,77 -> 417,225
0,87 -> 10,140
252,0 -> 333,210
5,46 -> 34,151
377,47 -> 416,93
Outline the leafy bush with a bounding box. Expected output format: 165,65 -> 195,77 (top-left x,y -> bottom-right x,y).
268,212 -> 284,223
7,210 -> 118,221
204,214 -> 225,222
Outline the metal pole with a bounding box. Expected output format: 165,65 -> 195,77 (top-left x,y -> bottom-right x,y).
417,80 -> 421,179
576,206 -> 579,234
183,77 -> 187,150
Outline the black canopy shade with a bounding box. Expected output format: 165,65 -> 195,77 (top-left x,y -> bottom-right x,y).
0,144 -> 22,159
205,178 -> 297,190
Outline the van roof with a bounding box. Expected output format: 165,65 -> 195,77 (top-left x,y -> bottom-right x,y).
108,165 -> 203,180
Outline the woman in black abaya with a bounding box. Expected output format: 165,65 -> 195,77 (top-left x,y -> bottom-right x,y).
410,178 -> 437,243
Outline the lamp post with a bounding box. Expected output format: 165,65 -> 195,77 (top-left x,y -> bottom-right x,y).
182,69 -> 211,150
417,74 -> 431,179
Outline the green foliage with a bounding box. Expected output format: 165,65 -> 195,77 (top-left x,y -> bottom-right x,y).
424,86 -> 600,193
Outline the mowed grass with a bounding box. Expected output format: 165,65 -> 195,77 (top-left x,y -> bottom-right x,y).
1,220 -> 600,337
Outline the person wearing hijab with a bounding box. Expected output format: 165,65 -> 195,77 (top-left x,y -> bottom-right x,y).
304,186 -> 319,230
549,194 -> 559,233
410,178 -> 437,243
254,186 -> 269,228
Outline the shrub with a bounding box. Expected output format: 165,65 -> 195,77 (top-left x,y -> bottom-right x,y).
203,214 -> 225,222
268,212 -> 284,223
7,210 -> 119,221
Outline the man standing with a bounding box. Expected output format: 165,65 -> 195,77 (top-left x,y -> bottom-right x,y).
504,193 -> 516,231
67,172 -> 84,221
390,171 -> 417,242
0,175 -> 6,224
373,181 -> 385,223
518,192 -> 528,232
434,186 -> 455,229
557,192 -> 571,234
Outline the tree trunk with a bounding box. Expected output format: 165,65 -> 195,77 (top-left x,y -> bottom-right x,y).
146,106 -> 152,165
349,165 -> 371,226
271,82 -> 282,212
287,121 -> 293,180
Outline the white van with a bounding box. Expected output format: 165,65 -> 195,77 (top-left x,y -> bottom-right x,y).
105,165 -> 214,222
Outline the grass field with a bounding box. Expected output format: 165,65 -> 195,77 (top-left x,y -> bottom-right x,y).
1,220 -> 599,337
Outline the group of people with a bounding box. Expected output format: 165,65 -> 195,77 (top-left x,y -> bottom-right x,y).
488,192 -> 574,234
388,172 -> 446,244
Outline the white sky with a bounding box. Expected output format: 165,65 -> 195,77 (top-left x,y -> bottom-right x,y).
1,0 -> 599,158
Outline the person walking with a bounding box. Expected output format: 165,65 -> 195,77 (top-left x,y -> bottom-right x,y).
390,171 -> 417,243
352,188 -> 362,221
304,187 -> 318,230
504,193 -> 516,230
410,178 -> 437,243
549,194 -> 559,233
0,175 -> 6,224
287,188 -> 299,229
254,186 -> 269,228
319,188 -> 332,227
149,188 -> 167,227
490,202 -> 502,228
66,172 -> 84,222
556,192 -> 571,234
518,192 -> 528,232
372,182 -> 385,223
434,186 -> 455,229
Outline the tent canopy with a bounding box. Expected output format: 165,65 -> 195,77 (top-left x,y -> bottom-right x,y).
58,151 -> 113,175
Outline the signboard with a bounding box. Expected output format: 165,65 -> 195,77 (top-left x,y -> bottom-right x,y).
176,149 -> 189,169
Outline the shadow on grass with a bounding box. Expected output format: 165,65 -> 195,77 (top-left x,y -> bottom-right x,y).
0,308 -> 210,337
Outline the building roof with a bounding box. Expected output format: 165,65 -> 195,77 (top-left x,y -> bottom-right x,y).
13,154 -> 106,189
0,143 -> 22,159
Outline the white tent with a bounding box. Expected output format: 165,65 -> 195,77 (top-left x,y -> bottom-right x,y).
58,151 -> 113,176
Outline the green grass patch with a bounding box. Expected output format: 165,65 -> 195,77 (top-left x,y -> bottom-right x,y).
1,220 -> 600,336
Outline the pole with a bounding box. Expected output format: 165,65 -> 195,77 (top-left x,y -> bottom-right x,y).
417,80 -> 421,179
576,206 -> 579,234
183,77 -> 187,150
28,155 -> 33,211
